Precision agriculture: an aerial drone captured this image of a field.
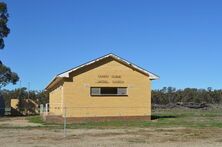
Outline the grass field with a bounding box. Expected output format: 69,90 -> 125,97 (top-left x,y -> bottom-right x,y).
1,108 -> 222,147
27,108 -> 222,129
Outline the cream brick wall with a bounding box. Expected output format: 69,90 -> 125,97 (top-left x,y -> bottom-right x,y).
60,59 -> 151,118
49,86 -> 63,115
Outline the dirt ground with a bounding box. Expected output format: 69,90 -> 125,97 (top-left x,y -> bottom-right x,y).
0,117 -> 42,127
0,117 -> 222,147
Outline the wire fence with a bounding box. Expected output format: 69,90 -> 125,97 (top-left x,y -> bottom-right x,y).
44,106 -> 150,116
42,105 -> 151,137
1,105 -> 221,138
0,106 -> 151,116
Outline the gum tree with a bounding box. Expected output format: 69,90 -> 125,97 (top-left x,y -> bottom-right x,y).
0,2 -> 19,89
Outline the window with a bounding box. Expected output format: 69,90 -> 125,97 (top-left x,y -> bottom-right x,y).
91,88 -> 100,95
117,88 -> 127,95
101,87 -> 117,95
91,87 -> 127,96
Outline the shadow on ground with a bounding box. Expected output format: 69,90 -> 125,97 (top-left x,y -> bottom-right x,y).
151,115 -> 176,120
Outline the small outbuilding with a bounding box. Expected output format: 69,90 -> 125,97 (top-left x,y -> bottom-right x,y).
11,98 -> 39,116
45,54 -> 158,121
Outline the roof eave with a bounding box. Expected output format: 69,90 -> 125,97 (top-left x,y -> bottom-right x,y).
45,77 -> 63,91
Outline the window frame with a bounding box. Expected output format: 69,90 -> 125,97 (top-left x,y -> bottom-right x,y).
90,87 -> 128,96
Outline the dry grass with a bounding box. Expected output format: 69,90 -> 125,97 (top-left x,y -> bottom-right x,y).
1,108 -> 222,146
1,127 -> 222,147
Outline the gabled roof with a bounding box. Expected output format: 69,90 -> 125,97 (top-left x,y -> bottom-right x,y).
45,53 -> 159,90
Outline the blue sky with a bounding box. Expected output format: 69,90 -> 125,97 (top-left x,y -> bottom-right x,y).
1,0 -> 222,90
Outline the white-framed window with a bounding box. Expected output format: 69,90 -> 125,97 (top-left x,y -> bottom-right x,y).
91,87 -> 128,96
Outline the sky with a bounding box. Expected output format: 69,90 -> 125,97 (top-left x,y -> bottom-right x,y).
1,0 -> 222,90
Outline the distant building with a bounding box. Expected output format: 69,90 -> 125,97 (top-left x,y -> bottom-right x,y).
11,98 -> 39,116
45,54 -> 158,121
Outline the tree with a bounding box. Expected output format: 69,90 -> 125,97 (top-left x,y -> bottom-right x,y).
0,2 -> 10,49
152,87 -> 222,105
0,2 -> 19,88
0,63 -> 19,88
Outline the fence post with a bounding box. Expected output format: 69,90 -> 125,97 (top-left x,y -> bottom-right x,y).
40,104 -> 44,114
45,103 -> 49,115
64,105 -> 67,138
